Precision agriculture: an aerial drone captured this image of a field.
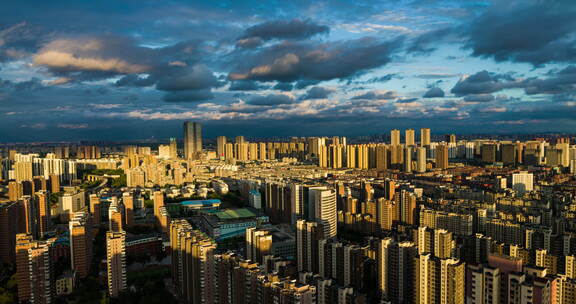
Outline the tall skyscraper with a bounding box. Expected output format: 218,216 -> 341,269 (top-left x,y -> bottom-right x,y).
421,128 -> 431,146
183,121 -> 202,159
405,129 -> 415,146
216,136 -> 227,158
108,201 -> 123,232
106,230 -> 127,298
169,137 -> 178,159
69,211 -> 93,278
391,129 -> 400,146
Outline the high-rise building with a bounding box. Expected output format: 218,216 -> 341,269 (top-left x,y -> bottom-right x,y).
169,137 -> 178,159
106,230 -> 127,298
436,144 -> 449,169
296,220 -> 324,273
416,147 -> 427,173
512,171 -> 534,193
421,128 -> 431,146
309,187 -> 337,238
0,202 -> 21,264
69,211 -> 93,278
16,234 -> 56,304
170,220 -> 216,304
49,174 -> 60,193
501,143 -> 517,166
414,254 -> 465,304
378,239 -> 417,304
404,146 -> 413,173
446,134 -> 456,144
405,129 -> 415,146
153,190 -> 164,222
108,201 -> 123,232
89,194 -> 101,227
246,226 -> 273,264
391,129 -> 401,146
35,190 -> 51,236
216,136 -> 227,158
481,143 -> 497,163
122,192 -> 134,228
183,121 -> 202,159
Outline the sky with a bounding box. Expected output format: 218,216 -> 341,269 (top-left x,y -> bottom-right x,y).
0,0 -> 575,142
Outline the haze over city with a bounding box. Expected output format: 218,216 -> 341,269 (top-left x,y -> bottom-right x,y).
1,0 -> 576,141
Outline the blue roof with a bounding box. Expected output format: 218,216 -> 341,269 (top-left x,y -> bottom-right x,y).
249,190 -> 260,195
179,199 -> 221,206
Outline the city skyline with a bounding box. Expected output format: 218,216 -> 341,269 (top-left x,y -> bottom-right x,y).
1,0 -> 576,141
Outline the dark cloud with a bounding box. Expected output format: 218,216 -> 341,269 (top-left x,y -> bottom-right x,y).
155,64 -> 220,91
162,89 -> 214,102
301,86 -> 334,99
423,87 -> 445,98
246,94 -> 296,105
523,65 -> 576,95
396,97 -> 418,103
228,80 -> 264,91
229,37 -> 404,83
464,2 -> 576,65
0,22 -> 49,62
450,70 -> 518,96
416,73 -> 458,79
463,94 -> 495,102
241,19 -> 329,42
352,90 -> 397,100
273,82 -> 294,91
408,27 -> 455,54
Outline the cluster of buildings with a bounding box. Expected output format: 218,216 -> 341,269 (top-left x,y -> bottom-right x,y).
2,122 -> 576,303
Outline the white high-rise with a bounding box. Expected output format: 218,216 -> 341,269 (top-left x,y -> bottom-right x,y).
309,187 -> 337,238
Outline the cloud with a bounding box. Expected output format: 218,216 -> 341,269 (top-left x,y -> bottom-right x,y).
33,37 -> 150,75
241,19 -> 329,42
246,93 -> 296,105
115,74 -> 155,87
523,65 -> 576,95
0,22 -> 48,62
464,2 -> 576,65
273,82 -> 294,91
416,73 -> 458,79
236,37 -> 263,49
352,90 -> 397,100
155,64 -> 220,91
423,87 -> 445,98
162,89 -> 214,102
450,70 -> 518,96
57,123 -> 88,129
229,37 -> 404,83
301,86 -> 334,99
463,94 -> 495,102
229,80 -> 265,91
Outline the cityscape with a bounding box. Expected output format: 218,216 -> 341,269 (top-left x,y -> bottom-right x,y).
2,0 -> 576,304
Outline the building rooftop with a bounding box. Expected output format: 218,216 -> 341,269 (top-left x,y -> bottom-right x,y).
213,208 -> 256,220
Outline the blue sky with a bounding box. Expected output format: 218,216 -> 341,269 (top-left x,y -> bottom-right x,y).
0,0 -> 575,141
